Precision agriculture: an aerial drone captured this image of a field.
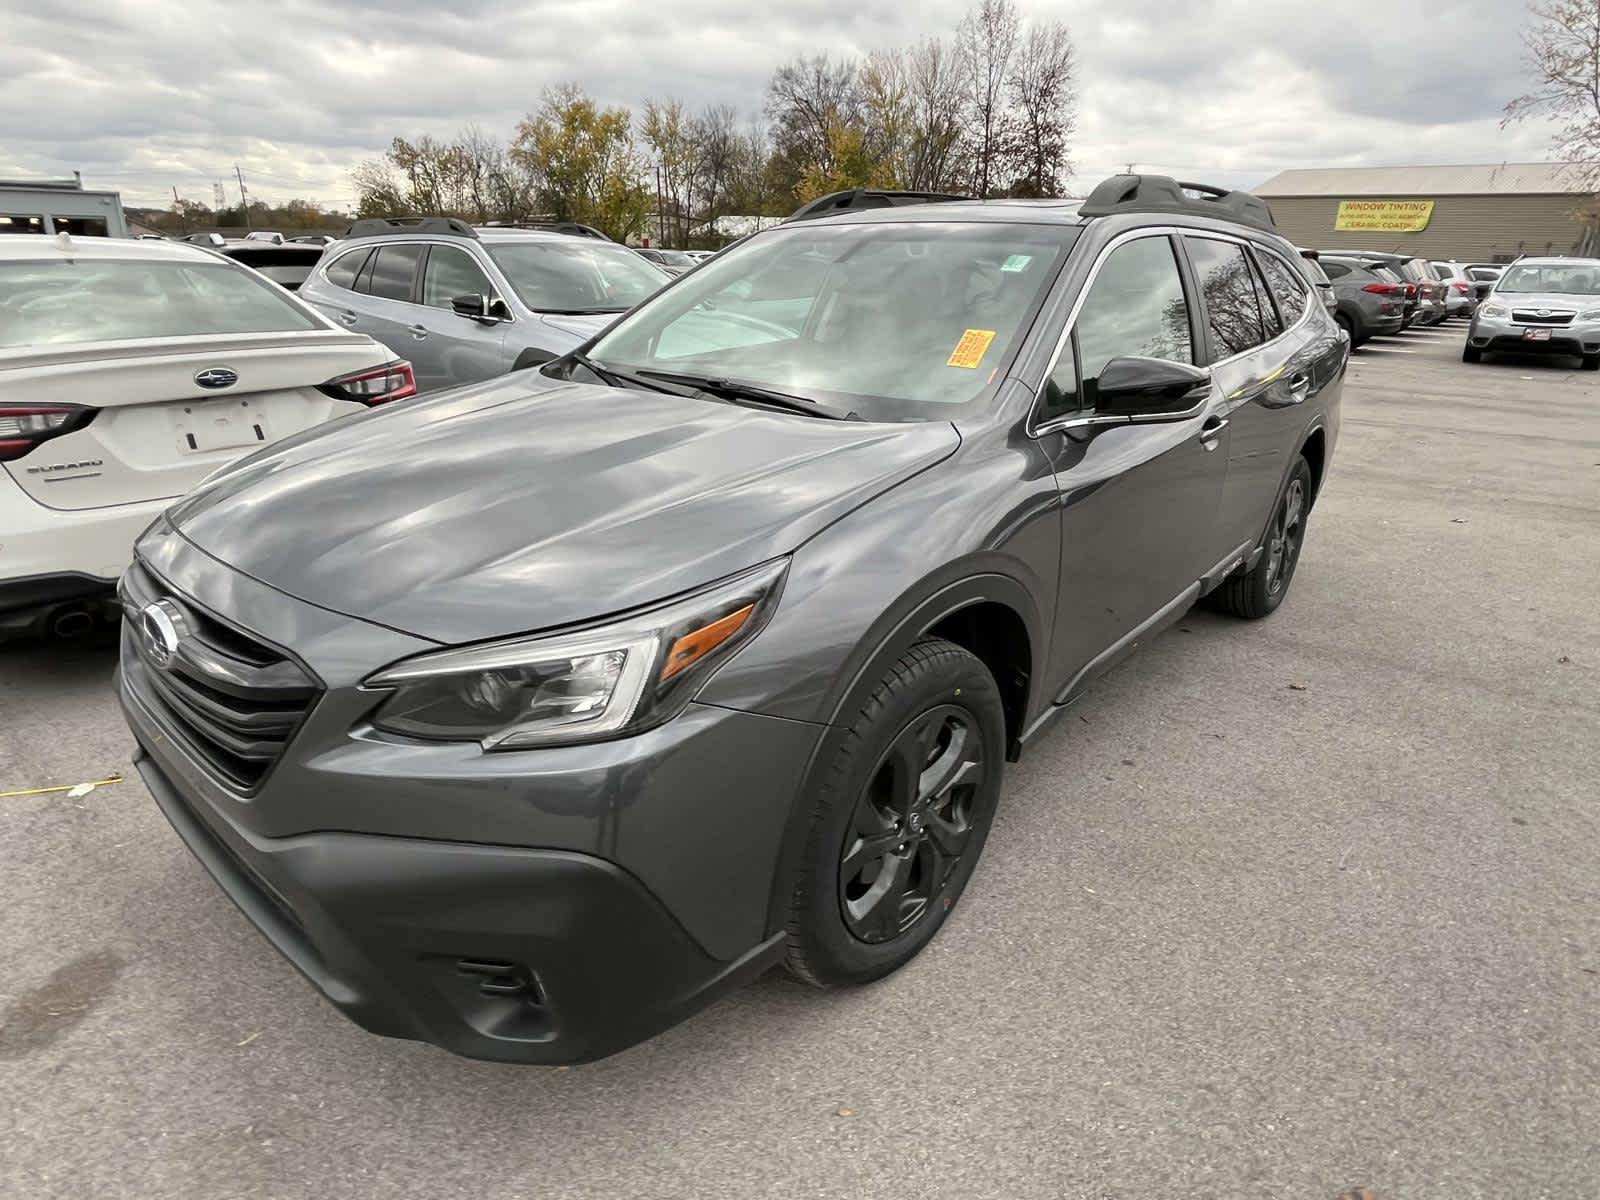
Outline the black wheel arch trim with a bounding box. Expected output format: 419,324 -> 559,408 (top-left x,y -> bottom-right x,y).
760,567 -> 1043,941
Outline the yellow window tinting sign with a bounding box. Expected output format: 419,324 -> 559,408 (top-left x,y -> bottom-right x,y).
947,329 -> 997,369
1334,199 -> 1435,233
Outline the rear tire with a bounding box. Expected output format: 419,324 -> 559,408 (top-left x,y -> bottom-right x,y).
1462,346 -> 1482,364
1208,456 -> 1314,621
1334,313 -> 1356,345
784,638 -> 1004,989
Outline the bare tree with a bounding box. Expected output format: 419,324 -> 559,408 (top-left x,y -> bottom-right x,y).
766,54 -> 861,181
958,0 -> 1020,197
861,49 -> 914,186
1006,21 -> 1076,197
904,37 -> 969,192
1505,0 -> 1600,185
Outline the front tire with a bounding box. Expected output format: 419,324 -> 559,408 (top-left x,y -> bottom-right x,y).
1208,456 -> 1314,621
784,638 -> 1004,988
1462,345 -> 1482,364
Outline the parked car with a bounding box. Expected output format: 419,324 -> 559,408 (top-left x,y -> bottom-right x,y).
0,234 -> 411,640
206,241 -> 326,292
1429,262 -> 1478,318
117,174 -> 1342,1064
1327,251 -> 1445,327
244,231 -> 287,245
633,247 -> 699,275
1463,256 -> 1600,369
1317,254 -> 1406,345
682,249 -> 716,262
1464,263 -> 1504,301
296,217 -> 671,391
289,234 -> 337,247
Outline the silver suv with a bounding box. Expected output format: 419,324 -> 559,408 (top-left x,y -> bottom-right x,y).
298,219 -> 671,391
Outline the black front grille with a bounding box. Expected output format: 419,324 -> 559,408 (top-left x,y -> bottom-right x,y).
121,562 -> 320,790
1511,309 -> 1575,326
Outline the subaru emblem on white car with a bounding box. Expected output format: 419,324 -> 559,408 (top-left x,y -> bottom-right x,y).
195,367 -> 238,389
139,599 -> 185,668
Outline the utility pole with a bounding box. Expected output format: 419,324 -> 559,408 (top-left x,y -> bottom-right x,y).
172,186 -> 184,232
654,164 -> 664,249
234,164 -> 251,231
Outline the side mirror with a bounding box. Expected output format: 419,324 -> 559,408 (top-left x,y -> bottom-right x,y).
451,293 -> 490,321
1092,356 -> 1211,420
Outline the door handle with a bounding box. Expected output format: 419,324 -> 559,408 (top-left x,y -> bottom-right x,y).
1198,416 -> 1228,450
407,324 -> 429,340
1287,372 -> 1311,402
337,311 -> 358,326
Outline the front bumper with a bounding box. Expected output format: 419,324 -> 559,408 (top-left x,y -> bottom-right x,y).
1468,314 -> 1600,358
131,744 -> 783,1063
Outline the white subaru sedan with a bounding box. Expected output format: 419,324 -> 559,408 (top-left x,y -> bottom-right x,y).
0,234 -> 414,640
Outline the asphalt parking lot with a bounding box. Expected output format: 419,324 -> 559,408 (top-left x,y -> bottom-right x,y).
2,321 -> 1596,1200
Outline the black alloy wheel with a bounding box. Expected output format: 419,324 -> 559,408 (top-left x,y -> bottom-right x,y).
1264,474 -> 1307,598
837,705 -> 985,944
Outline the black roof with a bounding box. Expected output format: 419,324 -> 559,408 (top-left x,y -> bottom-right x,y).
343,216 -> 479,241
1077,174 -> 1277,233
786,189 -> 972,223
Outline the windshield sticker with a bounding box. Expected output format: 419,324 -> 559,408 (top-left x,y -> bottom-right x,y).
1001,254 -> 1033,273
947,329 -> 997,369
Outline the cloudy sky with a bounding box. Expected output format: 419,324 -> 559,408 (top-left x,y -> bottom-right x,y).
0,0 -> 1561,211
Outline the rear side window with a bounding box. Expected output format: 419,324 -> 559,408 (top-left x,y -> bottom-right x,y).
366,245 -> 423,302
421,245 -> 495,309
1069,235 -> 1194,411
1321,261 -> 1351,280
1185,237 -> 1271,358
0,259 -> 320,348
1256,249 -> 1310,324
324,248 -> 370,290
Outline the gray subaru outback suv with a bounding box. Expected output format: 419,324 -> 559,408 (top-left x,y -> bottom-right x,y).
297,219 -> 670,391
118,175 -> 1344,1064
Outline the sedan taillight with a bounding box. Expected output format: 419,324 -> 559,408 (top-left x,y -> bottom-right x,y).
0,403 -> 97,463
317,361 -> 417,407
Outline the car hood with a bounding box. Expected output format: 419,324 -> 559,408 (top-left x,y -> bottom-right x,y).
167,376 -> 959,644
536,312 -> 620,344
1488,292 -> 1593,312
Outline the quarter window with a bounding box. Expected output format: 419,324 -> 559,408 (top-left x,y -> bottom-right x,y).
1186,237 -> 1271,358
1256,249 -> 1310,326
366,245 -> 424,302
324,248 -> 369,290
1070,236 -> 1193,410
422,245 -> 495,309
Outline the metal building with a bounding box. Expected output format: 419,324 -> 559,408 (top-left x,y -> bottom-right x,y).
0,174 -> 129,238
1255,163 -> 1597,262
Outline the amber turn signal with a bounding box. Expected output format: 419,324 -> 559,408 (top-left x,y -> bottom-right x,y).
661,604 -> 755,681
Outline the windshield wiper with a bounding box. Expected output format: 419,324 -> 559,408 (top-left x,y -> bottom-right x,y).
635,369 -> 855,420
561,351 -> 694,395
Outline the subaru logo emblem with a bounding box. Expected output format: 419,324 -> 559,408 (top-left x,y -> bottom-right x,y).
1537,309 -> 1551,317
139,599 -> 186,669
195,367 -> 237,390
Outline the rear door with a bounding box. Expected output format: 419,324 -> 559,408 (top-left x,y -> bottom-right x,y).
0,254 -> 384,511
409,243 -> 510,390
1192,237 -> 1330,550
299,244 -> 374,332
354,243 -> 427,363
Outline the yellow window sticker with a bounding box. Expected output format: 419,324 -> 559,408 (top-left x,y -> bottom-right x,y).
947,329 -> 997,369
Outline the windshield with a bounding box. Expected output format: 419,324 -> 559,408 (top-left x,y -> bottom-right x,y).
487,241 -> 668,313
1494,263 -> 1600,295
0,258 -> 320,348
587,221 -> 1078,421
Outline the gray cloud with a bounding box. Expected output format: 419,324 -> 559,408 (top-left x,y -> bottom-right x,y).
0,0 -> 1558,210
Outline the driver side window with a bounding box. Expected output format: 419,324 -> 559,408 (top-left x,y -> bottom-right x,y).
1043,236 -> 1193,420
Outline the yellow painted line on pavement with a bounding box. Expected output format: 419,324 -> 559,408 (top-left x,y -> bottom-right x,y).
0,775 -> 123,799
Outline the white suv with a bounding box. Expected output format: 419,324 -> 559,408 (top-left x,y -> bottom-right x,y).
0,234 -> 412,640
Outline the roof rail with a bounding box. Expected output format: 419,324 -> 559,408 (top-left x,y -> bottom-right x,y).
1077,174 -> 1277,234
785,188 -> 973,223
342,216 -> 479,241
476,220 -> 612,241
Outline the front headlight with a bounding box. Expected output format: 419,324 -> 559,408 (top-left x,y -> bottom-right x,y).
364,558 -> 788,749
1581,308 -> 1600,321
1479,303 -> 1509,319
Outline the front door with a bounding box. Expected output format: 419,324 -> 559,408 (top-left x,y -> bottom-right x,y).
410,244 -> 510,391
1033,232 -> 1232,702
